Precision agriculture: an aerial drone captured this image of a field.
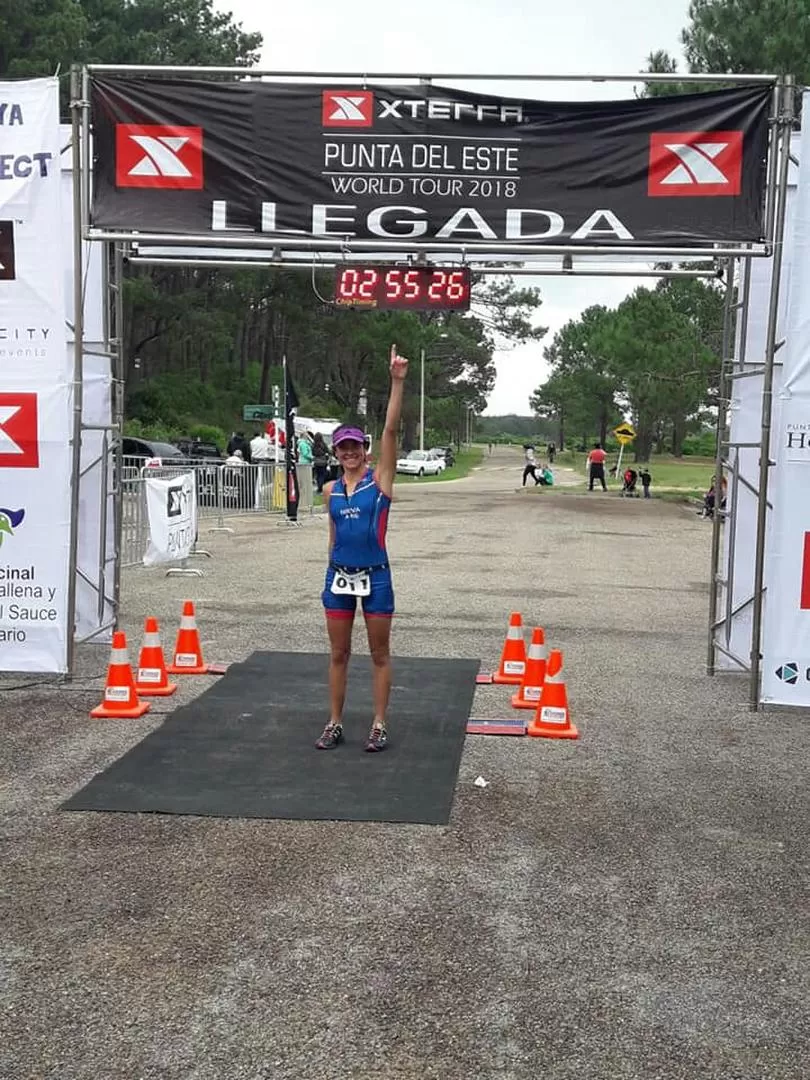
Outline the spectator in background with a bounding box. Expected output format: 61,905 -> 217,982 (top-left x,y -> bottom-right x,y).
522,445 -> 541,486
298,431 -> 314,467
250,428 -> 271,461
701,476 -> 717,517
227,430 -> 252,463
639,467 -> 652,499
547,442 -> 556,464
700,474 -> 727,518
587,442 -> 608,491
312,433 -> 330,493
249,428 -> 272,509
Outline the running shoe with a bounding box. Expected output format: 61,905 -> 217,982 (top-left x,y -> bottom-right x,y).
315,723 -> 343,750
364,725 -> 388,753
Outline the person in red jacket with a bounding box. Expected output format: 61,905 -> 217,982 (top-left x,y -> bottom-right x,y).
587,442 -> 608,491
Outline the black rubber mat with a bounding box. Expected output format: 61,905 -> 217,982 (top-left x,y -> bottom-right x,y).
62,652 -> 479,825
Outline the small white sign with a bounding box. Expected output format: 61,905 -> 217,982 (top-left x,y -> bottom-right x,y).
143,473 -> 197,566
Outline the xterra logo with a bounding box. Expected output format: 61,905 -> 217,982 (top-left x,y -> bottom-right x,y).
321,90 -> 523,128
648,131 -> 743,197
166,482 -> 190,518
0,393 -> 39,469
0,221 -> 15,281
322,91 -> 374,128
116,124 -> 204,189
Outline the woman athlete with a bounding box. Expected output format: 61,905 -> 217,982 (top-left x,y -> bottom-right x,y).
316,345 -> 408,752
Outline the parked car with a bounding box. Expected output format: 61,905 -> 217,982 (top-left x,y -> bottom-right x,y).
396,449 -> 445,477
121,437 -> 220,507
174,438 -> 222,461
429,446 -> 456,468
122,437 -> 189,466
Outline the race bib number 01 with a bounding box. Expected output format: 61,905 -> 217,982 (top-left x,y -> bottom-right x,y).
331,570 -> 371,597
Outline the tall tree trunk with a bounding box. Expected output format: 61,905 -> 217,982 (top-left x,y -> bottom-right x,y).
258,309 -> 272,403
557,413 -> 565,450
599,405 -> 609,447
670,413 -> 686,457
403,415 -> 417,452
634,427 -> 655,462
234,321 -> 245,375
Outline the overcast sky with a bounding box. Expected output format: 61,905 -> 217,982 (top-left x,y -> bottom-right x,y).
216,0 -> 691,414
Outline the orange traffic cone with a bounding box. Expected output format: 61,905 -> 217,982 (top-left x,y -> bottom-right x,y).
511,627 -> 547,709
492,612 -> 527,685
527,649 -> 578,739
90,631 -> 151,718
166,600 -> 208,675
135,617 -> 177,697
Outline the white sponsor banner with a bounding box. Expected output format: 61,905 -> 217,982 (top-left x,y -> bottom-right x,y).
0,79 -> 71,672
761,92 -> 810,704
0,385 -> 72,671
716,134 -> 800,673
0,78 -> 68,381
143,474 -> 197,566
761,398 -> 810,703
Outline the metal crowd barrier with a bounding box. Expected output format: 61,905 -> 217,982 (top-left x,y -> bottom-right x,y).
120,457 -> 315,569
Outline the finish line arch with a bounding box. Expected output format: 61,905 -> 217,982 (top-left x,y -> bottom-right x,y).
66,66 -> 792,708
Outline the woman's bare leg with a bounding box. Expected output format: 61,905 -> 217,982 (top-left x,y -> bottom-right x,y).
326,615 -> 353,724
365,615 -> 392,728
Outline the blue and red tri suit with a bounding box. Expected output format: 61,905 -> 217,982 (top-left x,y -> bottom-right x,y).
322,469 -> 394,618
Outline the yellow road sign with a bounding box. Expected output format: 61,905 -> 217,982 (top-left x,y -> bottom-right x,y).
614,422 -> 636,446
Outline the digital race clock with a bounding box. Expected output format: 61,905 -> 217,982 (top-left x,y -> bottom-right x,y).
334,265 -> 472,311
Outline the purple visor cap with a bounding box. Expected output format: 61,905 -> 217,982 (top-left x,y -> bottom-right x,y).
332,426 -> 367,446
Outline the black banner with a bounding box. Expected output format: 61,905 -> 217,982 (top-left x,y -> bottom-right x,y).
284,359 -> 299,522
90,77 -> 771,247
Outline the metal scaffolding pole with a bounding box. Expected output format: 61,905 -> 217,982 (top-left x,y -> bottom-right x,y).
86,64 -> 779,84
714,257 -> 755,671
124,257 -> 720,278
92,230 -> 770,259
65,66 -> 87,676
707,257 -> 737,676
110,243 -> 127,622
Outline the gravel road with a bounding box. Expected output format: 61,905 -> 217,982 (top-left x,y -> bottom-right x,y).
3,445 -> 808,1080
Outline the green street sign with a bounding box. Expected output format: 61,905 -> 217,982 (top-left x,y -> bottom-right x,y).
242,404 -> 274,421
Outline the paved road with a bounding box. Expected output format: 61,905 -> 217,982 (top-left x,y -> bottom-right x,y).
3,444 -> 809,1079
464,447 -> 583,489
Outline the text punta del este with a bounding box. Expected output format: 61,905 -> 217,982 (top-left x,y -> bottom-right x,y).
215,90 -> 639,241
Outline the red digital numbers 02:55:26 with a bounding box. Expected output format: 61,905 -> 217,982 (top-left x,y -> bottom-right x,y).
334,266 -> 471,311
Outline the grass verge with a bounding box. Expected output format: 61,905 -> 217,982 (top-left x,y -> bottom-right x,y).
557,451 -> 715,492
395,447 -> 483,484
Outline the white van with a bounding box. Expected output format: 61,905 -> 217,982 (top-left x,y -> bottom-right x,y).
294,416 -> 373,455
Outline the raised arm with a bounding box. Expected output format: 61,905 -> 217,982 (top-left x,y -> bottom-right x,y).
374,344 -> 409,497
